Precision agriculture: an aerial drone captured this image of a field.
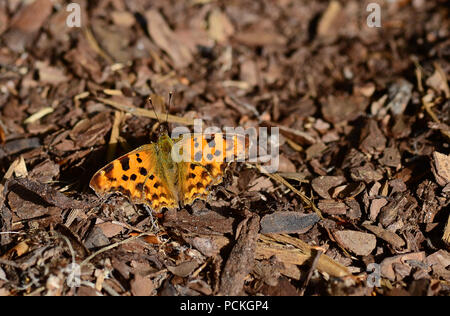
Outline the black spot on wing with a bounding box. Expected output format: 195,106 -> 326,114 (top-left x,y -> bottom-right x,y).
122,175 -> 129,181
196,182 -> 204,189
130,174 -> 137,181
104,163 -> 114,174
119,156 -> 130,171
149,174 -> 154,180
139,167 -> 148,176
136,183 -> 145,193
117,185 -> 132,197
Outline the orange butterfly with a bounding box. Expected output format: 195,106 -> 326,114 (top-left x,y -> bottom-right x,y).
90,130 -> 247,212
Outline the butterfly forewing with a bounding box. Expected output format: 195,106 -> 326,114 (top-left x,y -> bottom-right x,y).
90,144 -> 177,212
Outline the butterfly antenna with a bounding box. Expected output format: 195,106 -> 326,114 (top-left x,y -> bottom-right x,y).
166,91 -> 173,124
147,96 -> 161,123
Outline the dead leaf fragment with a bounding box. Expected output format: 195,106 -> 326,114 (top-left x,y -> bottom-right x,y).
145,10 -> 193,68
167,261 -> 200,278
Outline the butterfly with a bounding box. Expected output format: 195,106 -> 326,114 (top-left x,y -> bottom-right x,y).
90,129 -> 247,212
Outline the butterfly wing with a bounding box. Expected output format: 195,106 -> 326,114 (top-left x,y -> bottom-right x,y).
175,133 -> 247,205
90,144 -> 177,212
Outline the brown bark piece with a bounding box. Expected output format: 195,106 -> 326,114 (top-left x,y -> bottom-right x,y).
219,215 -> 260,295
333,230 -> 376,256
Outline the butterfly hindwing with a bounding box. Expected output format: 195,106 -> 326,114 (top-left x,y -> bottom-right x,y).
176,133 -> 247,205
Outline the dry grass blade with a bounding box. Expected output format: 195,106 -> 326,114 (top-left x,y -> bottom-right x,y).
257,234 -> 350,278
96,97 -> 195,126
443,215 -> 450,244
107,111 -> 124,162
254,164 -> 323,219
422,99 -> 450,140
83,27 -> 113,63
23,107 -> 54,124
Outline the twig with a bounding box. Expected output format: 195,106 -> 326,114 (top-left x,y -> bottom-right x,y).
300,249 -> 323,296
96,97 -> 196,126
101,282 -> 121,296
83,28 -> 113,63
253,164 -> 323,219
80,232 -> 148,267
107,111 -> 124,162
0,258 -> 20,268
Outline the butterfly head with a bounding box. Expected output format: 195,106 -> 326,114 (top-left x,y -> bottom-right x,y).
157,121 -> 170,136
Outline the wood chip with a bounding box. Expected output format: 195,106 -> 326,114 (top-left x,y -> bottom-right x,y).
145,10 -> 193,68
130,275 -> 155,296
167,261 -> 200,278
208,9 -> 234,43
362,224 -> 405,248
317,200 -> 347,215
10,0 -> 52,33
317,0 -> 342,37
432,152 -> 450,186
311,176 -> 346,199
380,252 -> 426,281
219,215 -> 260,295
333,230 -> 376,256
260,212 -> 320,234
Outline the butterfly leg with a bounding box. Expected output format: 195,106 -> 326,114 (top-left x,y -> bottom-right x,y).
142,204 -> 160,233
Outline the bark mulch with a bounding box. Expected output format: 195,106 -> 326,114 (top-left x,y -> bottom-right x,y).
0,0 -> 449,296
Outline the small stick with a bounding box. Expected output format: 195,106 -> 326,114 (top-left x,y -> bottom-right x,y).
96,97 -> 195,126
80,232 -> 149,267
299,249 -> 323,296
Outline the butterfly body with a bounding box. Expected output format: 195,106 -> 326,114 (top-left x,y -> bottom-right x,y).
90,132 -> 246,212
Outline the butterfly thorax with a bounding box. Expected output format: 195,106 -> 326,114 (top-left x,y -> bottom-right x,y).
155,133 -> 179,203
